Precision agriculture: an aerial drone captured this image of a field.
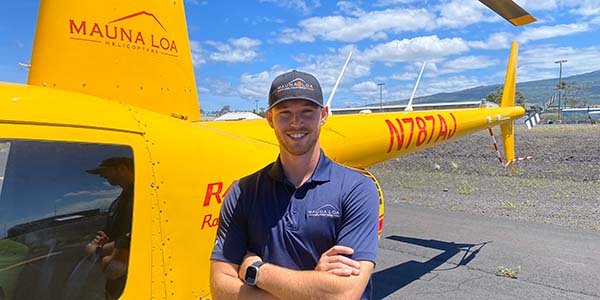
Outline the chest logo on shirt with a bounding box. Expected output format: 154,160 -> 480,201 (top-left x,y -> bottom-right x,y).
307,204 -> 340,218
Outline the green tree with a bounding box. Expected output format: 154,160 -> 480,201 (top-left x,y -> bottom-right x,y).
256,108 -> 266,118
562,81 -> 589,108
216,105 -> 231,117
485,86 -> 525,106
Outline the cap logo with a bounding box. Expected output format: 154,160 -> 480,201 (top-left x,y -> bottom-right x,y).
276,78 -> 315,94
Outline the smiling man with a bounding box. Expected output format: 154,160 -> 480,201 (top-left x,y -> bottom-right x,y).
210,70 -> 380,300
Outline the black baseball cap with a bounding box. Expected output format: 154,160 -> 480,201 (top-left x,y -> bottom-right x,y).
268,70 -> 323,109
86,157 -> 133,174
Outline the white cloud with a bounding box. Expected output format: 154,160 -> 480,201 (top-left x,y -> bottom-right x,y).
247,16 -> 285,25
336,1 -> 366,17
228,36 -> 471,103
390,60 -> 440,80
277,8 -> 436,43
238,70 -> 277,99
233,47 -> 369,102
197,85 -> 209,93
420,75 -> 483,95
519,45 -> 600,81
259,0 -> 321,15
185,0 -> 207,6
348,75 -> 485,104
199,78 -> 238,98
390,71 -> 416,81
57,196 -> 116,215
517,23 -> 590,43
568,1 -> 600,17
436,0 -> 490,28
519,0 -> 599,16
63,189 -> 121,198
363,35 -> 469,63
374,0 -> 421,6
350,80 -> 383,100
517,0 -> 558,11
190,40 -> 206,66
277,28 -> 317,44
440,55 -> 499,74
468,32 -> 513,50
351,80 -> 380,92
205,37 -> 261,63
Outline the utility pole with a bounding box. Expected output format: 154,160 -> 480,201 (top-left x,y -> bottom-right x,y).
554,60 -> 567,121
377,83 -> 385,112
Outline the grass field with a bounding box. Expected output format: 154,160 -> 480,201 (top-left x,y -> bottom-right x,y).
369,124 -> 600,231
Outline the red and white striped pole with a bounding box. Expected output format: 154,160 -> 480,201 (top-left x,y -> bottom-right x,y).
488,128 -> 503,165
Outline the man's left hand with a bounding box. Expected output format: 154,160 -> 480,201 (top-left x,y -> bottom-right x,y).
314,245 -> 361,276
238,252 -> 262,281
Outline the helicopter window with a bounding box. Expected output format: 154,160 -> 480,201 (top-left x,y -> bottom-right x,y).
0,139 -> 134,300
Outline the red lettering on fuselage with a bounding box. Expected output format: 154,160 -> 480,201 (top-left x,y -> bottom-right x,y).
385,119 -> 404,153
67,20 -> 179,53
200,181 -> 234,230
201,213 -> 219,229
386,113 -> 457,153
203,181 -> 234,207
69,20 -> 86,34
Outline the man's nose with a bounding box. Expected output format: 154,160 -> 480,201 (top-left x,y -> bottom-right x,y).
289,112 -> 302,127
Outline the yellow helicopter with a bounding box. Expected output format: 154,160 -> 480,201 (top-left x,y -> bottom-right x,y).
0,0 -> 534,299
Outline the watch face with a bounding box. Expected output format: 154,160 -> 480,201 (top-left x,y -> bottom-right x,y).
245,266 -> 258,285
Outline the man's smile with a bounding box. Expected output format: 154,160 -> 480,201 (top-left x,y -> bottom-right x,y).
287,132 -> 308,139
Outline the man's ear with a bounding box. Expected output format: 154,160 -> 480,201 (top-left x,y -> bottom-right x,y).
320,106 -> 329,125
266,109 -> 274,128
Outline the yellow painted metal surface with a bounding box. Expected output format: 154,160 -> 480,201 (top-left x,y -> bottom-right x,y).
510,14 -> 536,26
128,109 -> 278,299
0,83 -> 142,133
501,42 -> 518,108
28,0 -> 200,121
500,42 -> 519,163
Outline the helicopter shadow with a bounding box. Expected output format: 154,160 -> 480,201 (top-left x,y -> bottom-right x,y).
372,235 -> 490,300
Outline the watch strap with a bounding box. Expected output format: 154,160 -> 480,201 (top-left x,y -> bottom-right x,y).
251,261 -> 266,268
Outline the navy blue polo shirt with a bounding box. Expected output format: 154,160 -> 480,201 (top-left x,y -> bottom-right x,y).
211,150 -> 379,299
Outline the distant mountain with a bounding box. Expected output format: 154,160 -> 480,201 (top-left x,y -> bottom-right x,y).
382,70 -> 600,107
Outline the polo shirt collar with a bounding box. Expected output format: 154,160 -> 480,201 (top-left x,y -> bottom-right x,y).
269,149 -> 332,185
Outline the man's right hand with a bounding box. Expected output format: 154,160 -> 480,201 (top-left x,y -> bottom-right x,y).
92,231 -> 109,246
314,245 -> 361,276
85,231 -> 110,256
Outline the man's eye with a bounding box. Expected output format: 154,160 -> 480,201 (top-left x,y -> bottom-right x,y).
302,110 -> 316,117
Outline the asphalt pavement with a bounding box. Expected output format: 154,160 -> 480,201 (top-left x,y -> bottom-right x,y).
372,204 -> 600,300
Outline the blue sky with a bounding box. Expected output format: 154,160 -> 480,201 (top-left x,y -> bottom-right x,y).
1,1 -> 599,112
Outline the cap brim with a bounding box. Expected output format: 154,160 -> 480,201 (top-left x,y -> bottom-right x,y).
85,168 -> 104,174
269,97 -> 324,109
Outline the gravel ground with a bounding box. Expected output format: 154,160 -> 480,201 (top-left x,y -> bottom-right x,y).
368,124 -> 600,232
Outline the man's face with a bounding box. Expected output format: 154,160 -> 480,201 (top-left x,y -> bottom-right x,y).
266,99 -> 328,157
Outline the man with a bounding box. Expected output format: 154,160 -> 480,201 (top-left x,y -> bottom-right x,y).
85,157 -> 134,300
210,70 -> 380,299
